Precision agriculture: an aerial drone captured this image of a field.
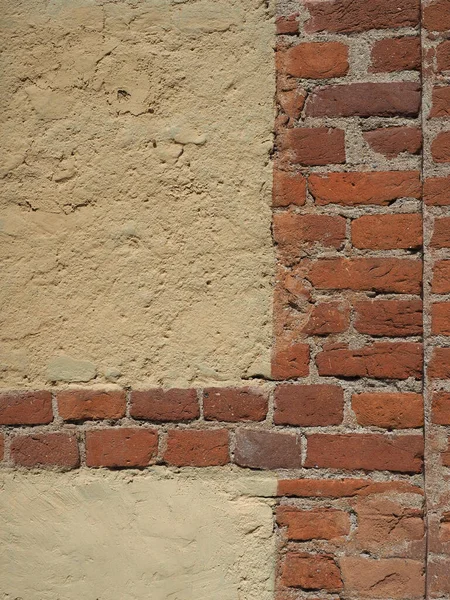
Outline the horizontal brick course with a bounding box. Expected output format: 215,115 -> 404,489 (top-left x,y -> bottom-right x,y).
278,128 -> 346,166
364,127 -> 422,157
11,433 -> 79,469
130,388 -> 199,422
370,37 -> 421,73
352,393 -> 424,429
351,214 -> 422,250
234,429 -> 302,470
58,389 -> 126,422
0,391 -> 52,425
203,387 -> 268,422
354,299 -> 423,337
277,42 -> 349,79
86,428 -> 158,468
164,429 -> 229,467
277,507 -> 350,540
274,384 -> 344,426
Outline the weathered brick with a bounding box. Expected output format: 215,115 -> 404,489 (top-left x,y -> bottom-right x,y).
234,429 -> 301,469
432,131 -> 450,163
272,342 -> 310,380
130,388 -> 199,422
316,342 -> 422,380
431,87 -> 450,117
309,171 -> 421,206
277,89 -> 306,120
278,128 -> 345,166
0,391 -> 52,425
355,497 -> 424,556
86,428 -> 158,468
164,429 -> 229,467
352,393 -> 424,429
58,389 -> 126,422
278,42 -> 349,79
352,214 -> 422,250
305,83 -> 421,118
437,41 -> 450,72
432,303 -> 450,335
11,433 -> 79,469
364,127 -> 422,157
273,213 -> 346,258
304,0 -> 419,33
277,478 -> 423,498
354,300 -> 423,337
433,261 -> 450,293
371,37 -> 421,73
423,0 -> 450,32
428,558 -> 450,596
424,177 -> 450,205
429,348 -> 450,379
306,258 -> 422,294
305,434 -> 424,473
340,557 -> 425,598
302,302 -> 350,335
432,218 -> 450,248
274,384 -> 344,426
281,553 -> 343,591
432,392 -> 450,425
273,170 -> 306,207
203,387 -> 267,422
276,15 -> 298,35
277,507 -> 350,540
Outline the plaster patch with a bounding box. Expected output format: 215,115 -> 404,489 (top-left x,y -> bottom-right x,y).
0,469 -> 277,600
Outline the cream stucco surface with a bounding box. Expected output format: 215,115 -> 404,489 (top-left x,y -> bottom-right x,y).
0,468 -> 277,599
0,0 -> 274,388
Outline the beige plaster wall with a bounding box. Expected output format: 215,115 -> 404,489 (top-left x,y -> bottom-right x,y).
0,0 -> 275,389
0,468 -> 277,599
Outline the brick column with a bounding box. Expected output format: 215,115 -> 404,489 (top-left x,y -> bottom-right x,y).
273,0 -> 426,597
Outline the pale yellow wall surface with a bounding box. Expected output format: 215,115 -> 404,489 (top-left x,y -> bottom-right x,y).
0,0 -> 275,389
0,468 -> 277,599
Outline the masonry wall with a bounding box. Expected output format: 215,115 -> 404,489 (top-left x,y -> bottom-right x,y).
1,0 -> 450,598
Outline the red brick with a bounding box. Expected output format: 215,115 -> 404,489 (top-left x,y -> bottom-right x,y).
305,434 -> 424,473
370,38 -> 421,73
277,89 -> 306,120
431,87 -> 450,117
305,83 -> 421,118
355,497 -> 424,556
86,428 -> 157,468
432,303 -> 450,335
340,557 -> 425,598
352,393 -> 424,429
428,558 -> 450,596
424,177 -> 450,205
278,128 -> 345,166
432,219 -> 450,251
432,131 -> 450,163
0,391 -> 52,425
164,429 -> 229,467
304,0 -> 419,33
423,0 -> 450,32
273,170 -> 306,207
273,213 -> 346,259
354,300 -> 423,337
277,478 -> 423,498
437,41 -> 450,72
316,342 -> 422,380
130,388 -> 199,422
364,127 -> 422,157
58,389 -> 126,421
277,507 -> 350,540
278,42 -> 349,79
429,348 -> 450,379
276,15 -> 298,35
302,302 -> 350,335
432,392 -> 450,425
272,342 -> 310,380
11,433 -> 79,469
306,258 -> 422,294
309,171 -> 421,206
352,214 -> 422,250
433,260 -> 450,293
281,553 -> 343,591
274,384 -> 344,426
234,429 -> 301,469
203,387 -> 268,422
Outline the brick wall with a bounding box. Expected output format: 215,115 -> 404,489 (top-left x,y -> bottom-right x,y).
2,0 -> 450,597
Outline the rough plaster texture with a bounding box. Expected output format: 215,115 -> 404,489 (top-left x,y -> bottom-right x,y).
0,0 -> 275,389
0,468 -> 277,599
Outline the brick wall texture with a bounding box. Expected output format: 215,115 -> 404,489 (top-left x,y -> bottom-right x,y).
2,0 -> 450,598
